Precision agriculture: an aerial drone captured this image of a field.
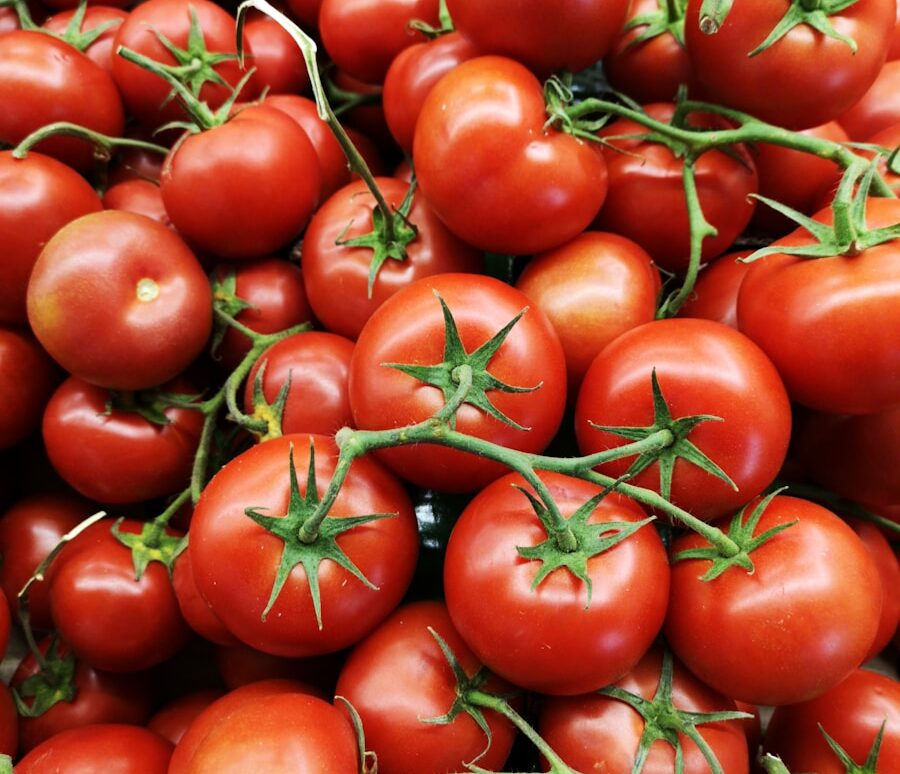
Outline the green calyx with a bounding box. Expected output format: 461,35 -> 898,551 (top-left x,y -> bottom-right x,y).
544,76 -> 613,143
515,485 -> 655,608
335,180 -> 419,299
210,268 -> 256,358
673,488 -> 796,580
408,0 -> 455,38
12,637 -> 77,719
747,0 -> 862,57
52,0 -> 122,52
385,292 -> 540,431
103,387 -> 202,427
624,0 -> 687,49
111,513 -> 188,580
590,369 -> 736,504
599,649 -> 753,774
241,360 -> 289,441
243,442 -> 395,628
820,720 -> 886,774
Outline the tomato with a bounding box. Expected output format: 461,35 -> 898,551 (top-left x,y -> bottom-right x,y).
349,273 -> 567,492
414,56 -> 609,255
13,637 -> 154,753
677,250 -> 752,329
243,11 -> 308,95
335,600 -> 517,774
0,326 -> 59,451
575,318 -> 792,521
172,543 -> 240,647
284,0 -> 322,29
42,376 -> 204,504
301,177 -> 483,340
15,724 -> 173,773
764,669 -> 900,773
111,0 -> 253,131
190,434 -> 418,656
595,103 -> 758,273
42,6 -> 128,74
514,231 -> 660,398
318,0 -> 438,85
212,257 -> 312,371
213,645 -> 341,693
0,590 -> 9,656
382,32 -> 479,153
26,210 -> 212,391
0,31 -> 124,171
0,682 -> 16,758
446,0 -> 631,75
684,0 -> 894,130
48,519 -> 191,672
666,495 -> 882,705
244,331 -> 355,437
147,690 -> 223,745
102,179 -> 172,229
737,197 -> 900,415
539,648 -> 749,774
0,493 -> 91,630
0,151 -> 102,325
161,105 -> 320,259
839,59 -> 900,140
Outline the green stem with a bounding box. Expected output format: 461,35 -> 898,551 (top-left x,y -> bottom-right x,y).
149,487 -> 192,535
12,121 -> 170,161
0,0 -> 37,30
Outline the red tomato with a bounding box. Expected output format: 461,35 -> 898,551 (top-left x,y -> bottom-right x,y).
0,326 -> 59,450
0,682 -> 16,758
318,0 -> 438,84
284,0 -> 321,29
0,590 -> 8,656
595,103 -> 758,272
575,318 -> 792,522
685,0 -> 894,129
147,690 -> 223,745
213,645 -> 341,693
243,12 -> 308,95
764,669 -> 900,773
301,177 -> 483,340
349,273 -> 567,492
172,544 -> 240,647
666,495 -> 882,705
161,105 -> 320,259
48,519 -> 191,672
446,0 -> 631,75
0,31 -> 124,171
414,56 -> 608,255
0,151 -> 102,325
15,724 -> 173,773
539,648 -> 749,774
244,331 -> 355,437
102,179 -> 172,229
444,471 -> 669,695
839,59 -> 900,140
42,377 -> 204,504
190,434 -> 418,656
678,250 -> 753,330
42,6 -> 128,73
514,231 -> 660,398
26,210 -> 212,391
737,197 -> 900,414
335,600 -> 517,774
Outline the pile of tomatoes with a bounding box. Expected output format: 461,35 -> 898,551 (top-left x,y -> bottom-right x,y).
1,0 -> 899,771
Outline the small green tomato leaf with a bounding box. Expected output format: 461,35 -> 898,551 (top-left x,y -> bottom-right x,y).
58,0 -> 120,52
819,719 -> 886,773
12,637 -> 77,718
624,0 -> 688,49
747,1 -> 858,58
243,442 -> 395,628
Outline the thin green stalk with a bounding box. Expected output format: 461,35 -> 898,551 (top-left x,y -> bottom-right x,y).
12,122 -> 169,160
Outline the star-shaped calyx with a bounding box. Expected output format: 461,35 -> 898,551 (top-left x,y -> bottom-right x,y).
243,441 -> 395,628
591,369 -> 735,503
12,636 -> 77,719
385,292 -> 540,430
820,720 -> 886,774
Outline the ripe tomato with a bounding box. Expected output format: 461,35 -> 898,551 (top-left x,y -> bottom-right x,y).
349,273 -> 567,492
301,177 -> 483,340
243,12 -> 308,95
26,210 -> 212,391
575,318 -> 792,521
0,682 -> 16,758
42,6 -> 128,74
414,56 -> 608,255
737,197 -> 900,415
684,0 -> 895,129
172,544 -> 239,646
666,495 -> 882,705
213,645 -> 341,693
444,471 -> 669,695
838,59 -> 900,140
764,669 -> 900,773
677,250 -> 752,329
0,590 -> 8,657
102,178 -> 172,229
0,326 -> 59,451
335,600 -> 518,774
147,690 -> 223,746
189,434 -> 418,656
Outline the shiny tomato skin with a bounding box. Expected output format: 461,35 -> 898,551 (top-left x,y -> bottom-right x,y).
0,151 -> 103,325
42,377 -> 204,504
243,12 -> 308,95
685,0 -> 894,130
302,177 -> 483,340
244,331 -> 355,437
0,591 -> 8,657
444,473 -> 669,696
147,690 -> 224,746
349,273 -> 567,492
0,326 -> 59,450
189,434 -> 418,657
514,231 -> 660,398
446,0 -> 631,75
26,210 -> 212,391
102,179 -> 172,229
42,6 -> 127,73
414,56 -> 608,255
539,648 -> 749,774
0,31 -> 124,171
0,682 -> 16,758
15,724 -> 173,773
677,250 -> 752,329
666,496 -> 882,706
575,318 -> 792,522
839,59 -> 900,140
161,105 -> 320,259
212,645 -> 341,694
737,197 -> 900,414
172,544 -> 240,647
335,600 -> 517,774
